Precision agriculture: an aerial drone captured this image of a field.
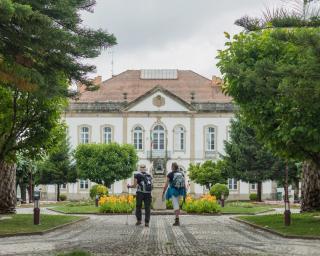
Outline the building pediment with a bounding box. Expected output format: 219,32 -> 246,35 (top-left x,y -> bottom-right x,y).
123,86 -> 194,112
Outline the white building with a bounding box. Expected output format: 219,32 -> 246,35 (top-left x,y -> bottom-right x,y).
41,69 -> 276,201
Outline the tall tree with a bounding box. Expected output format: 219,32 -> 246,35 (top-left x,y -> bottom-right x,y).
75,143 -> 138,187
36,126 -> 77,201
16,154 -> 36,203
188,160 -> 227,189
217,1 -> 320,210
223,115 -> 300,201
0,1 -> 116,213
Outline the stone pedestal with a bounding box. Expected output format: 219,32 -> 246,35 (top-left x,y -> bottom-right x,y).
152,175 -> 166,210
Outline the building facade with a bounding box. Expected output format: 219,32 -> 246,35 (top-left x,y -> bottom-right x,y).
41,70 -> 276,201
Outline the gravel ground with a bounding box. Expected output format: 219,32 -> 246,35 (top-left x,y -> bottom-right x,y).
0,209 -> 319,256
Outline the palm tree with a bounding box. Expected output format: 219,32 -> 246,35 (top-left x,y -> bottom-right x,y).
235,0 -> 320,31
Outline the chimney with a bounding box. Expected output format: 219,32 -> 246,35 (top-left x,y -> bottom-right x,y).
92,76 -> 102,85
190,91 -> 195,101
123,92 -> 128,101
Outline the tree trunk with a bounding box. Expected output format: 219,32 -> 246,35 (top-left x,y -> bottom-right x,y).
301,162 -> 320,212
20,183 -> 27,203
0,161 -> 16,214
293,180 -> 300,203
257,181 -> 262,202
57,184 -> 60,201
28,171 -> 33,203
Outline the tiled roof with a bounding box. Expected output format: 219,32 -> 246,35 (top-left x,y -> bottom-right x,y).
67,102 -> 235,113
75,70 -> 232,103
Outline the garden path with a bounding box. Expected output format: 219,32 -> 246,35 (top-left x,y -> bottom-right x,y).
0,211 -> 319,255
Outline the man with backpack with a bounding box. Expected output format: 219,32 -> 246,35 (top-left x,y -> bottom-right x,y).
127,164 -> 152,227
162,162 -> 186,226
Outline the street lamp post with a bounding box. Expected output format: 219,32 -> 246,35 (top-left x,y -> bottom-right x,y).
221,193 -> 225,207
33,190 -> 41,225
95,195 -> 99,207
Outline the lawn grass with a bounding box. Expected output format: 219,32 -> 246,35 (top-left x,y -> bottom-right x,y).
56,250 -> 91,256
239,212 -> 320,237
52,205 -> 99,214
0,214 -> 83,236
221,201 -> 273,214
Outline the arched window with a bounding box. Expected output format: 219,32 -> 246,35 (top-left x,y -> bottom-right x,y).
103,126 -> 112,144
153,125 -> 165,150
174,125 -> 185,151
133,126 -> 143,150
205,126 -> 216,151
80,126 -> 90,144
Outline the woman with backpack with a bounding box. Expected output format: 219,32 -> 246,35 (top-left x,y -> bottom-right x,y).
162,162 -> 186,226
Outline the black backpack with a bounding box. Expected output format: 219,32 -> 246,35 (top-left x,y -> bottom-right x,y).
138,173 -> 153,192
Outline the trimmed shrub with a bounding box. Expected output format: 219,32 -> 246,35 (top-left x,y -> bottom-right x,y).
210,183 -> 229,200
90,184 -> 108,199
59,194 -> 67,201
249,193 -> 258,201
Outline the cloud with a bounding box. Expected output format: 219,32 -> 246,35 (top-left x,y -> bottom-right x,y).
81,0 -> 281,80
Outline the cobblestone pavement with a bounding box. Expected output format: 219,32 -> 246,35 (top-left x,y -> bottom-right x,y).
0,214 -> 319,256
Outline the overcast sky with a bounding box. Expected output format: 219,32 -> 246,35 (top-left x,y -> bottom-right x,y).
81,0 -> 282,80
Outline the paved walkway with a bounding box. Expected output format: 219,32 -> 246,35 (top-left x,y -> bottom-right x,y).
0,211 -> 319,256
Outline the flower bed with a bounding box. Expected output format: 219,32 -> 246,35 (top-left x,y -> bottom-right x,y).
99,195 -> 135,213
182,195 -> 221,214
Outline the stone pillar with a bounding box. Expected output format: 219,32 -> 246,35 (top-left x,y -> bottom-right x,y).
152,175 -> 166,210
122,114 -> 128,194
189,115 -> 195,194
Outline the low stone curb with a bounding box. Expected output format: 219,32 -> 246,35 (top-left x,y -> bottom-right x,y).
222,209 -> 275,215
49,207 -> 274,216
48,208 -> 223,216
0,216 -> 89,238
231,217 -> 320,240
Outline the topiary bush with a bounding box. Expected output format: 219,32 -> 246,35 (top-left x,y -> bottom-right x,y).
210,183 -> 229,200
90,184 -> 108,199
59,194 -> 67,201
249,193 -> 258,201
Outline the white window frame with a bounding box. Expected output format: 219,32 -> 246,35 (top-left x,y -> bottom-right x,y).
79,179 -> 89,189
103,126 -> 112,144
205,126 -> 216,151
173,125 -> 186,152
226,125 -> 231,142
228,178 -> 238,190
80,126 -> 90,144
250,183 -> 257,190
60,184 -> 67,189
133,126 -> 143,150
153,125 -> 165,150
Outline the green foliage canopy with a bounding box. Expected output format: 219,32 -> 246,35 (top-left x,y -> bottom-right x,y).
75,143 -> 138,187
217,27 -> 320,167
0,0 -> 116,92
223,115 -> 300,188
36,124 -> 77,186
210,183 -> 229,200
188,160 -> 227,188
0,0 -> 116,162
